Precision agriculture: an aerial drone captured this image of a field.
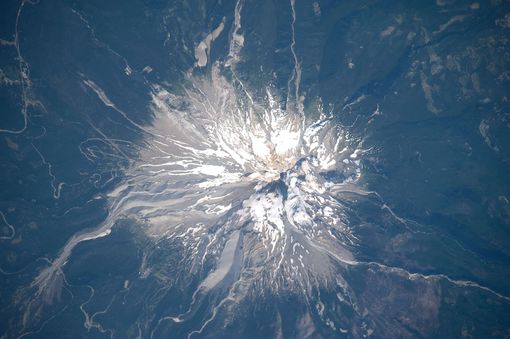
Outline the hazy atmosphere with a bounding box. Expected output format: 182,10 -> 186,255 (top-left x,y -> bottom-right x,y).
1,0 -> 510,338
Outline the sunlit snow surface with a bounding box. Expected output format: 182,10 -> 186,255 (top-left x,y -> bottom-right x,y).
143,64 -> 362,288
